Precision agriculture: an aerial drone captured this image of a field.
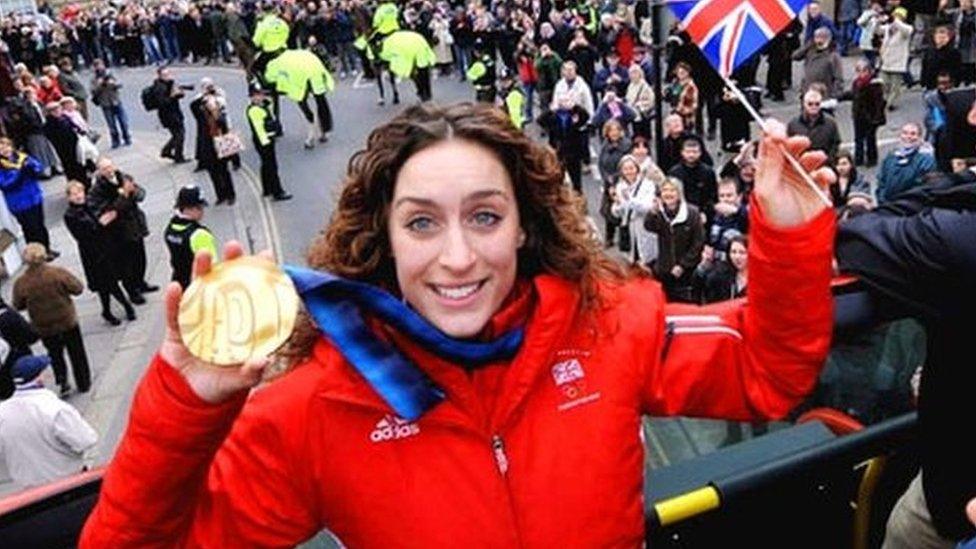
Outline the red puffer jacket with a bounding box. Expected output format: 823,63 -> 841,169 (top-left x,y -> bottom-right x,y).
80,204 -> 834,548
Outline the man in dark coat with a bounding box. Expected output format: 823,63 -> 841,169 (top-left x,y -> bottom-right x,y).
920,25 -> 962,90
88,158 -> 159,305
42,102 -> 87,183
152,67 -> 189,163
787,88 -> 841,158
668,138 -> 718,218
660,113 -> 713,172
0,298 -> 39,400
837,170 -> 976,546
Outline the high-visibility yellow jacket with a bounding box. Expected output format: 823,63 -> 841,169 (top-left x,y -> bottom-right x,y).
379,30 -> 437,78
253,14 -> 290,53
264,49 -> 335,101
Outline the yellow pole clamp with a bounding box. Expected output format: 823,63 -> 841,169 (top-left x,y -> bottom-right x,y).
654,486 -> 722,526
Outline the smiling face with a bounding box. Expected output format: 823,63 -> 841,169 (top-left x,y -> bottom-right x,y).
389,139 -> 523,338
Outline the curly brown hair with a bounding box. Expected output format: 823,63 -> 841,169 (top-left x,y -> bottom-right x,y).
283,102 -> 629,360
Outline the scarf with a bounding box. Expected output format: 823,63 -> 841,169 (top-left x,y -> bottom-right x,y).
285,266 -> 525,420
894,142 -> 920,165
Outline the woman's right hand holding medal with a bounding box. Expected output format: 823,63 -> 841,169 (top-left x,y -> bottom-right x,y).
161,241 -> 274,404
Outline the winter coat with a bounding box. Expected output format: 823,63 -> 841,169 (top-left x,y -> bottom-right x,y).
849,76 -> 887,127
591,100 -> 637,132
538,106 -> 590,162
955,8 -> 976,64
63,202 -> 123,292
534,53 -> 564,92
921,45 -> 962,89
594,64 -> 630,96
667,161 -> 718,214
552,77 -> 595,115
858,10 -> 883,51
876,147 -> 937,203
611,175 -> 660,264
625,78 -> 655,119
880,19 -> 913,73
90,71 -> 122,108
644,199 -> 706,280
89,172 -> 149,243
787,113 -> 841,158
12,264 -> 84,337
804,14 -> 838,44
0,385 -> 97,488
79,204 -> 835,548
660,132 -> 712,172
0,152 -> 44,214
0,304 -> 39,400
57,70 -> 88,101
794,43 -> 845,98
597,136 -> 632,183
153,79 -> 186,129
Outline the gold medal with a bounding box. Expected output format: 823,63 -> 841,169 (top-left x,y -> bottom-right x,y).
178,256 -> 299,366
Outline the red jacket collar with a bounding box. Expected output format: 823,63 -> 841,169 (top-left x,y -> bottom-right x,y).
311,275 -> 582,433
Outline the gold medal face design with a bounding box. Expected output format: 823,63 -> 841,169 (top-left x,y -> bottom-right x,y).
178,256 -> 299,366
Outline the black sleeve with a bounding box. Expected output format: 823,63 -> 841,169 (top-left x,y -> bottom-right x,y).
0,309 -> 40,348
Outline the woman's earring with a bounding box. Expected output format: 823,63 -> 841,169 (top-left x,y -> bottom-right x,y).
518,231 -> 527,247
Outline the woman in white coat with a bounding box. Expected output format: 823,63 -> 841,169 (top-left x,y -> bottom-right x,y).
611,154 -> 665,266
879,7 -> 913,110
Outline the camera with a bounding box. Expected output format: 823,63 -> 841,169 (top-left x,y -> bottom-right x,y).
179,84 -> 195,91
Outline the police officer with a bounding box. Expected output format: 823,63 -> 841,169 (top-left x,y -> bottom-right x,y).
165,186 -> 219,289
246,85 -> 292,201
498,73 -> 525,130
252,2 -> 291,118
466,40 -> 496,103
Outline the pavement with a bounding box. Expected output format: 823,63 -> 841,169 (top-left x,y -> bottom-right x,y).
0,121 -> 275,496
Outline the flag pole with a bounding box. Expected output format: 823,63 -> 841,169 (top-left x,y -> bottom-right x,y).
721,77 -> 834,207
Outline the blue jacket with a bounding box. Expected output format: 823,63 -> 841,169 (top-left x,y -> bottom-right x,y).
804,14 -> 838,43
0,152 -> 44,214
876,148 -> 936,203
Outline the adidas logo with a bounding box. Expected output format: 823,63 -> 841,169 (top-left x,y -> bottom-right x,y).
369,414 -> 420,443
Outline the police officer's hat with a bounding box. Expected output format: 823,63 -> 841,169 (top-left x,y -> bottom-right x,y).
175,185 -> 209,209
248,81 -> 269,96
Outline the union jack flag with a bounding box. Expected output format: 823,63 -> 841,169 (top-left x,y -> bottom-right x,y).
669,0 -> 808,77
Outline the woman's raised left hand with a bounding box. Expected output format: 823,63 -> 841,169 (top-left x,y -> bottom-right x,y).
753,119 -> 836,228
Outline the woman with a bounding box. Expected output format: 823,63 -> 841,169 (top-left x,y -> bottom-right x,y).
80,103 -> 836,547
429,12 -> 454,75
644,177 -> 706,302
12,243 -> 91,397
703,234 -> 748,303
597,119 -> 632,246
63,181 -> 136,326
831,151 -> 871,208
665,61 -> 698,131
191,79 -> 241,173
625,63 -> 655,140
0,137 -> 55,258
192,95 -> 237,205
611,155 -> 662,265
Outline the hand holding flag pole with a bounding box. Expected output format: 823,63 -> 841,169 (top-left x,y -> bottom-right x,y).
666,0 -> 832,207
722,78 -> 833,207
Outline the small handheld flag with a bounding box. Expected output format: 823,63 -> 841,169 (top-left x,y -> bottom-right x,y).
668,0 -> 809,78
667,0 -> 831,206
